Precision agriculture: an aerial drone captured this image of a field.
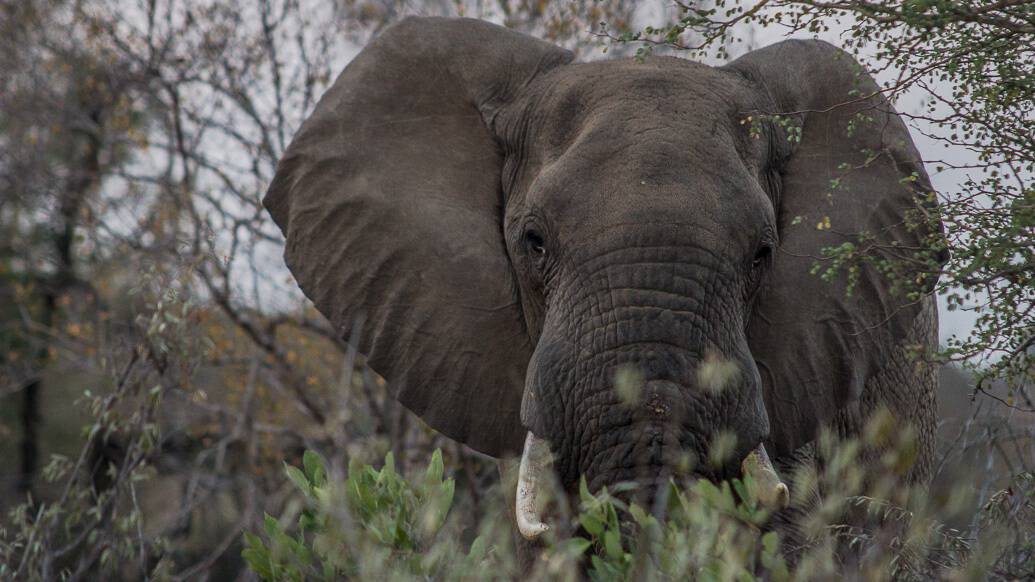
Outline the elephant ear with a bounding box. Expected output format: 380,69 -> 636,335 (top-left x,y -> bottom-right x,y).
727,40 -> 944,456
264,17 -> 573,457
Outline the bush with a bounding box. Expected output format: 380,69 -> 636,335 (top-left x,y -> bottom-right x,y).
242,449 -> 475,580
244,445 -> 1035,581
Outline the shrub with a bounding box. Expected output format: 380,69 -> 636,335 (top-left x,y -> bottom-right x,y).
242,449 -> 491,581
244,445 -> 1035,581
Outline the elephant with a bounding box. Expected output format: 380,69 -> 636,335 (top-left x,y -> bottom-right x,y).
263,16 -> 944,551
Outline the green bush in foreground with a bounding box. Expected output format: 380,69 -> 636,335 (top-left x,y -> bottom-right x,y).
243,450 -> 472,580
242,448 -> 786,581
244,445 -> 1035,581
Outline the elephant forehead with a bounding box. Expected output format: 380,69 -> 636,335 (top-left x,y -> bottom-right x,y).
516,131 -> 774,257
512,56 -> 760,158
501,57 -> 771,214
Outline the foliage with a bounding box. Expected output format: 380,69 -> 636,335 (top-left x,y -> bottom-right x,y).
246,440 -> 1035,581
0,265 -> 206,579
572,476 -> 789,581
242,449 -> 468,580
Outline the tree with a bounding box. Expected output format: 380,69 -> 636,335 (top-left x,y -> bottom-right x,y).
0,0 -> 147,499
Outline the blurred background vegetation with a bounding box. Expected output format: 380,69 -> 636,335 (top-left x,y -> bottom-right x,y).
0,0 -> 1030,579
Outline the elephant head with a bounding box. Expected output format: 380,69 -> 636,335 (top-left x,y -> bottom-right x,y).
265,17 -> 941,539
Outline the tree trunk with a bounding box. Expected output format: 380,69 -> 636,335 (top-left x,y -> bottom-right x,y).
17,103 -> 103,500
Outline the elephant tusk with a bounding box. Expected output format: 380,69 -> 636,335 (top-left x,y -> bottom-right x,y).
516,432 -> 554,541
741,444 -> 790,510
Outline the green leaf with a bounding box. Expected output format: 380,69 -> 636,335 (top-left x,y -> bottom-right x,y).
424,448 -> 444,488
761,531 -> 779,557
605,502 -> 620,531
564,537 -> 593,556
241,546 -> 274,581
264,513 -> 282,539
467,535 -> 488,562
628,503 -> 657,529
603,528 -> 624,561
285,464 -> 310,494
579,475 -> 594,506
303,450 -> 326,487
579,513 -> 605,538
382,452 -> 396,479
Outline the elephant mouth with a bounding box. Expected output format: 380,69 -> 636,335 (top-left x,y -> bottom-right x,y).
514,431 -> 789,542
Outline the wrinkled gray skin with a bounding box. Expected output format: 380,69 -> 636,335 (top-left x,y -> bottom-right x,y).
265,16 -> 943,550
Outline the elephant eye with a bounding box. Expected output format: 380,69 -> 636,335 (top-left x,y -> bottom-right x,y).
752,245 -> 772,269
525,230 -> 547,258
